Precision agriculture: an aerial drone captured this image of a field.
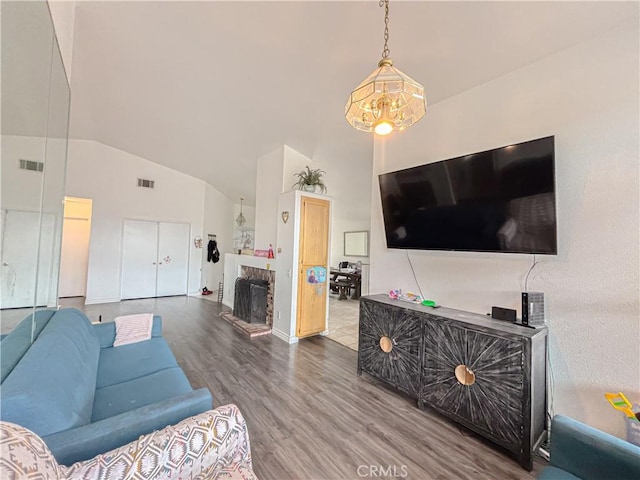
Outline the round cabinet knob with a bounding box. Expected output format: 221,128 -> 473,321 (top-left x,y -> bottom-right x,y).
2,262 -> 8,266
379,336 -> 394,353
454,364 -> 476,386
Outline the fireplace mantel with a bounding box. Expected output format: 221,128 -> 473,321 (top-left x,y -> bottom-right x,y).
222,253 -> 276,309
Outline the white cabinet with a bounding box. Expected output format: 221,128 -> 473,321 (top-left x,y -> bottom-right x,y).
121,220 -> 190,300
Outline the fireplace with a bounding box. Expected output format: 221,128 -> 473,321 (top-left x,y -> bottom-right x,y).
235,266 -> 275,325
233,278 -> 268,324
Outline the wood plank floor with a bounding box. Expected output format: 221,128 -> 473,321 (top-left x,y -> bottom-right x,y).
57,295 -> 545,479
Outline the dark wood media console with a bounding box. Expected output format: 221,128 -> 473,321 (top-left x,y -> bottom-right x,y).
357,294 -> 547,470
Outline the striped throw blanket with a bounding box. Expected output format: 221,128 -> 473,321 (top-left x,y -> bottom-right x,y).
113,313 -> 154,347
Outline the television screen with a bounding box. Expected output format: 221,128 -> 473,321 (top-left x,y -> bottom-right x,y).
379,136 -> 557,254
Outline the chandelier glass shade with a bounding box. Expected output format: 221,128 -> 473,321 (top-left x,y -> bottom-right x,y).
345,0 -> 426,135
236,198 -> 246,227
345,58 -> 426,135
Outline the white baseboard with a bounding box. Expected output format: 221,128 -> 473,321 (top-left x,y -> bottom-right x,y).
84,297 -> 121,305
271,328 -> 298,344
222,299 -> 233,309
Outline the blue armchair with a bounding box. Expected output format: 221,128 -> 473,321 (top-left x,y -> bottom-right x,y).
538,415 -> 640,480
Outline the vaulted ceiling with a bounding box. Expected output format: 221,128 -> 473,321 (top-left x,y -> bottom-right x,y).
68,1 -> 637,204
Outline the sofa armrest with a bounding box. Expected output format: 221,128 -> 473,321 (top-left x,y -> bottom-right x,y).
43,387 -> 212,466
548,415 -> 640,480
60,404 -> 256,479
92,316 -> 163,348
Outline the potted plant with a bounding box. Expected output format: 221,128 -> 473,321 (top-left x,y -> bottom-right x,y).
292,166 -> 327,193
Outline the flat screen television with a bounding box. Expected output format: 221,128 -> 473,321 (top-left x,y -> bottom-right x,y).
378,136 -> 557,254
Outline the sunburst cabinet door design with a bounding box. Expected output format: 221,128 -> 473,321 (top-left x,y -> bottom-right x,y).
358,299 -> 422,397
422,321 -> 524,448
357,295 -> 547,471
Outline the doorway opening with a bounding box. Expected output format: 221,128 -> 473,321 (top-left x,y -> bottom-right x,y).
327,265 -> 369,351
59,197 -> 93,299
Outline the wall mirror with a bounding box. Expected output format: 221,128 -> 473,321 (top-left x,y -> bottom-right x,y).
344,231 -> 369,257
1,0 -> 70,338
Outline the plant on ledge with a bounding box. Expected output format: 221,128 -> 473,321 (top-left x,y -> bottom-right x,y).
293,166 -> 327,193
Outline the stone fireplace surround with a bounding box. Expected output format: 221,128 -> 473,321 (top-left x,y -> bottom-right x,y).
240,266 -> 275,326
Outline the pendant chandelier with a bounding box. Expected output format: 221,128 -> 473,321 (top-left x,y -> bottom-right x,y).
345,0 -> 426,136
236,198 -> 246,227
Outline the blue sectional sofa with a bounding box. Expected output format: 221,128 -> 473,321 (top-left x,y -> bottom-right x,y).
538,415 -> 640,480
0,308 -> 212,466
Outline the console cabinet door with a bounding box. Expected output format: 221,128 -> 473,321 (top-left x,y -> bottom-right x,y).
359,300 -> 421,397
466,330 -> 524,448
422,321 -> 524,448
421,321 -> 468,416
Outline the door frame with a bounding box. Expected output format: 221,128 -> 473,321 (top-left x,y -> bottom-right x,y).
59,196 -> 93,298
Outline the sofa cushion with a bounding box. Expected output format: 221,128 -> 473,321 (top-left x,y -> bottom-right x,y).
91,367 -> 193,422
537,466 -> 580,480
0,309 -> 100,436
96,337 -> 178,388
0,309 -> 56,383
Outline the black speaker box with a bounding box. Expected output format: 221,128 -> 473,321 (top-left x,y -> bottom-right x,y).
491,306 -> 517,322
522,291 -> 545,326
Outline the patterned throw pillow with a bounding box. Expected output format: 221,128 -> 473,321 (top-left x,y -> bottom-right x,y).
1,405 -> 257,480
62,405 -> 256,480
0,421 -> 61,479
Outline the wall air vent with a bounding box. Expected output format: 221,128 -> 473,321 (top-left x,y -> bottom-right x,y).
137,178 -> 155,189
19,159 -> 44,172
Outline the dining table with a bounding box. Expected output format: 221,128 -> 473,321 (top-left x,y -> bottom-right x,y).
329,268 -> 362,300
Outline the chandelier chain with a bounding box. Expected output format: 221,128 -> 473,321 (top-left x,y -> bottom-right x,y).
380,0 -> 390,59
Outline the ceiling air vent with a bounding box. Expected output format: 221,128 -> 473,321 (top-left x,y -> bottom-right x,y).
137,178 -> 155,189
19,159 -> 44,172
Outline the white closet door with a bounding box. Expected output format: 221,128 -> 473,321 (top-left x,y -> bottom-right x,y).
1,210 -> 40,308
121,220 -> 159,300
156,222 -> 189,297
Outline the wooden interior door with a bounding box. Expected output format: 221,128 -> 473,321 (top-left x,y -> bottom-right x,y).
296,196 -> 330,338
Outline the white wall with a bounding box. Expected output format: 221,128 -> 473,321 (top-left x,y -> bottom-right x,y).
311,142 -> 373,268
200,184 -> 234,294
254,145 -> 311,251
47,0 -> 76,81
283,145 -> 311,191
1,135 -> 47,212
65,139 -> 210,304
371,26 -> 639,437
273,190 -> 298,342
254,146 -> 284,251
232,203 -> 255,231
